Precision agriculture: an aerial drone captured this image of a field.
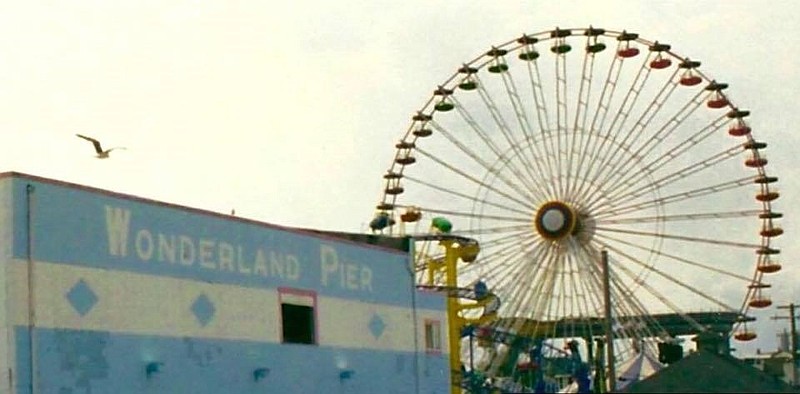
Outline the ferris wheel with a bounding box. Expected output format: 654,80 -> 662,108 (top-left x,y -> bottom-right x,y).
371,27 -> 781,388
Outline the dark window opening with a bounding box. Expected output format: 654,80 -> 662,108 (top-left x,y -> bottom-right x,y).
281,303 -> 315,344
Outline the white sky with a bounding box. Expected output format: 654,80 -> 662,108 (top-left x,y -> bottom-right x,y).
1,1 -> 798,356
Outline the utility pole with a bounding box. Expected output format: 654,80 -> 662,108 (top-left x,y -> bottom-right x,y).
601,250 -> 616,392
773,303 -> 798,387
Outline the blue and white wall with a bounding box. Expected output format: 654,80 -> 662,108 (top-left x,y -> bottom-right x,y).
0,173 -> 450,394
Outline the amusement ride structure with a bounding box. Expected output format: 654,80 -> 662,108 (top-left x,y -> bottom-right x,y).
369,27 -> 782,393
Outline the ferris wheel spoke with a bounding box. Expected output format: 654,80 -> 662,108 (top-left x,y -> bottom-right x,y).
597,209 -> 762,224
502,266 -> 549,319
474,228 -> 536,251
600,113 -> 730,200
593,238 -> 738,313
552,46 -> 571,199
623,84 -> 712,165
581,56 -> 659,192
403,171 -> 533,215
627,112 -> 728,182
497,240 -> 558,320
448,223 -> 533,236
563,245 -> 595,321
521,53 -> 559,187
535,244 -> 565,321
479,235 -> 543,281
395,204 -> 531,224
574,50 -> 625,188
594,232 -> 754,282
518,50 -> 563,200
459,233 -> 537,280
566,242 -> 604,321
595,225 -> 762,249
572,47 -> 657,201
593,174 -> 756,219
574,243 -> 669,344
608,292 -> 665,342
467,72 -> 556,197
427,120 -> 550,202
573,241 -> 669,340
595,78 -> 706,194
565,41 -> 603,201
562,245 -> 585,318
493,63 -> 561,200
483,244 -> 543,289
592,147 -> 747,212
445,94 -> 549,200
590,248 -> 706,335
489,239 -> 550,317
555,250 -> 571,319
570,241 -> 606,318
591,72 -> 686,190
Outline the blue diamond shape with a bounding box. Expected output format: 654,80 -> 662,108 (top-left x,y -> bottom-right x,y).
66,279 -> 98,316
368,314 -> 386,339
191,294 -> 216,327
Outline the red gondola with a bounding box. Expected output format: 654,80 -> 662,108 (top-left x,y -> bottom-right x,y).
729,125 -> 751,136
618,47 -> 639,58
650,57 -> 672,69
679,75 -> 702,86
707,96 -> 729,109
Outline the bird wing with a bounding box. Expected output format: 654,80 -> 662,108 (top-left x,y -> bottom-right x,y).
76,134 -> 104,154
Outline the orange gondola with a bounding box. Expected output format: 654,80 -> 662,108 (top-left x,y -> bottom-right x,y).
734,331 -> 757,341
755,191 -> 779,202
413,128 -> 432,137
400,208 -> 422,223
745,156 -> 767,168
755,246 -> 780,255
749,297 -> 772,308
757,261 -> 782,273
760,226 -> 783,237
395,156 -> 416,165
385,186 -> 404,195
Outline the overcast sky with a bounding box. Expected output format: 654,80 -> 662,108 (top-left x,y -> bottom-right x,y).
1,1 -> 797,356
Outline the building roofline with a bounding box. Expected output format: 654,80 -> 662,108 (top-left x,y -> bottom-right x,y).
0,171 -> 408,254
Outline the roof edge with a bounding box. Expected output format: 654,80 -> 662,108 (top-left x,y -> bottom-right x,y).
0,171 -> 408,253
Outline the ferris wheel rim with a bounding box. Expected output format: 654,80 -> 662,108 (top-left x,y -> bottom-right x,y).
373,26 -> 781,356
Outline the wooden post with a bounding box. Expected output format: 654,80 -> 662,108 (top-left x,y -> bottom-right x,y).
775,303 -> 798,386
602,250 -> 616,392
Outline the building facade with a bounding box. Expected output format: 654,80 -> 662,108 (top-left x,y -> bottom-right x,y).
0,172 -> 450,393
742,350 -> 799,388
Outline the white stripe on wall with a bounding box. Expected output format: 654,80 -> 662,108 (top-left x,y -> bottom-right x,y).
7,260 -> 449,354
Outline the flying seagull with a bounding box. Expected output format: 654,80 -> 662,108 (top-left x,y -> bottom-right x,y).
76,134 -> 126,159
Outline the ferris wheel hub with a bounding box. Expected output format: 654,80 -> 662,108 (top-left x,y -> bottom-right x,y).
534,201 -> 578,241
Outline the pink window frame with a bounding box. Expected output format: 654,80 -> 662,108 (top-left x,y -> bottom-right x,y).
278,287 -> 319,345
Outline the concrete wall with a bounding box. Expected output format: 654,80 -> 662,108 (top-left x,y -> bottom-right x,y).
1,173 -> 450,394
